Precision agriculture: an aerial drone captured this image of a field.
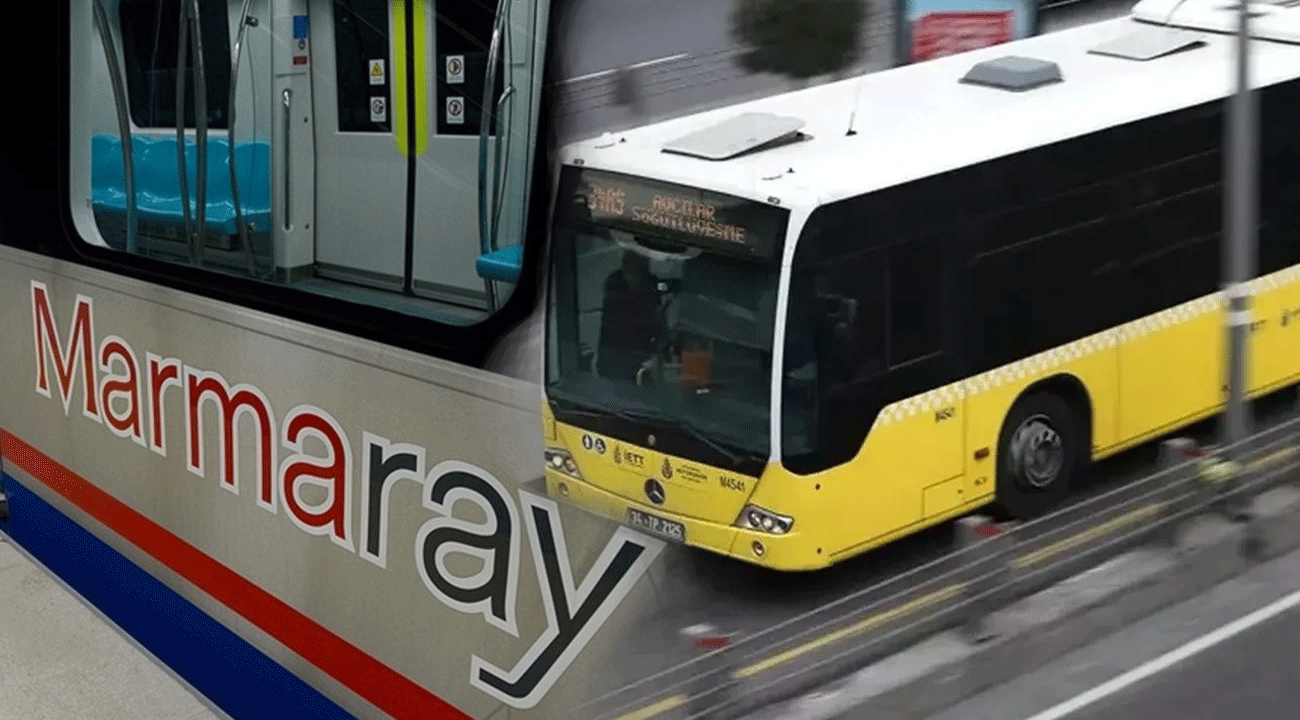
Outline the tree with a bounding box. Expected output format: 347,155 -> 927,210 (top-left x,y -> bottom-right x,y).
730,0 -> 866,84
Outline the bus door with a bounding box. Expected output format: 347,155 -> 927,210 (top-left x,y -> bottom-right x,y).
311,0 -> 546,310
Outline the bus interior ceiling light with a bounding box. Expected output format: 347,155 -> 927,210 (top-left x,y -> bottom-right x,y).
959,56 -> 1064,92
660,112 -> 808,161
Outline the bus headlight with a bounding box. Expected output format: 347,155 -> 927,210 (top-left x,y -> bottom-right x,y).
544,448 -> 583,480
736,505 -> 794,535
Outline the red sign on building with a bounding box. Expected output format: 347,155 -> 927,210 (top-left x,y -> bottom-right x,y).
911,11 -> 1013,62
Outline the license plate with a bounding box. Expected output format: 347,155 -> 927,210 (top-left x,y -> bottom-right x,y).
627,508 -> 686,543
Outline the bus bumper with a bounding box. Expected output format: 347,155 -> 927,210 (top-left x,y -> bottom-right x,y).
543,469 -> 830,572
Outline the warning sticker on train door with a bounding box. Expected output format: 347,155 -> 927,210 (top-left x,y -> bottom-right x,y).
446,55 -> 464,84
369,59 -> 385,85
446,96 -> 464,125
370,96 -> 387,123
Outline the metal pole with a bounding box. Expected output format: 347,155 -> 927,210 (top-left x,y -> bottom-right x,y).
1223,0 -> 1258,463
92,0 -> 137,254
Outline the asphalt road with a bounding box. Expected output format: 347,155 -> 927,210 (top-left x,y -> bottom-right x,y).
550,0 -> 1135,144
554,0 -> 736,80
929,527 -> 1300,720
1065,605 -> 1300,720
551,0 -> 897,143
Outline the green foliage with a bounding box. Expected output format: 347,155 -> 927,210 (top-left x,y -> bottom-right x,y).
730,0 -> 866,81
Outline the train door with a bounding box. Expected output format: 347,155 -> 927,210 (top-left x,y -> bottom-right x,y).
310,0 -> 546,311
308,0 -> 404,292
410,0 -> 546,310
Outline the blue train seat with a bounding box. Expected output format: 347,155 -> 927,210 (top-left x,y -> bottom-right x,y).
475,244 -> 524,284
91,133 -> 272,236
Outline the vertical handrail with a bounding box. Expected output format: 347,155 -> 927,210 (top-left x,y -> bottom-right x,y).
478,0 -> 509,311
175,0 -> 194,257
490,0 -> 517,266
189,0 -> 208,266
92,0 -> 137,254
490,85 -> 514,250
229,0 -> 256,275
282,88 -> 292,230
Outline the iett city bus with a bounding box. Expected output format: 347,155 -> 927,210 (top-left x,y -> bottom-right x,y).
540,0 -> 1300,571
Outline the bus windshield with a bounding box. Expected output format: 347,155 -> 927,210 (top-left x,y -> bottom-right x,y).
545,166 -> 790,462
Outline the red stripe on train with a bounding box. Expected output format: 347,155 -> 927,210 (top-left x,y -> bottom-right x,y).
0,429 -> 473,720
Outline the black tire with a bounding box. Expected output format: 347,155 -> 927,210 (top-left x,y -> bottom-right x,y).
990,392 -> 1082,520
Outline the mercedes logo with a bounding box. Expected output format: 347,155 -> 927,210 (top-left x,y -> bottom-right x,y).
647,434 -> 656,447
644,478 -> 666,506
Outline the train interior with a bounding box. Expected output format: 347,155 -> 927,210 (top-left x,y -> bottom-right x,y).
73,0 -> 548,324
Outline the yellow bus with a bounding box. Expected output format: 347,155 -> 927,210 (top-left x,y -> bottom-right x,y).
539,0 -> 1300,571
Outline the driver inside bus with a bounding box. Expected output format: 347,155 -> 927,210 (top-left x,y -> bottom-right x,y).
596,249 -> 663,381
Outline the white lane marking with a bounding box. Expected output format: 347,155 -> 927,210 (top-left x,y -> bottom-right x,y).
559,53 -> 688,84
1024,585 -> 1300,720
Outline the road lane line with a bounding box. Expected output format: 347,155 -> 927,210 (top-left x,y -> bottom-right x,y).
735,585 -> 964,678
1016,446 -> 1294,569
1012,504 -> 1163,569
1023,585 -> 1300,720
559,53 -> 688,84
618,445 -> 1298,720
613,693 -> 685,720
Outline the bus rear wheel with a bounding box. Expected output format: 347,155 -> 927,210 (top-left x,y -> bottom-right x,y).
991,392 -> 1080,520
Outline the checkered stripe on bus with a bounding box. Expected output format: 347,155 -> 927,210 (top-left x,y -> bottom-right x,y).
870,263 -> 1300,429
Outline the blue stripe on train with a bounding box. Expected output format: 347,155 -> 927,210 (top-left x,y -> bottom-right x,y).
0,474 -> 358,720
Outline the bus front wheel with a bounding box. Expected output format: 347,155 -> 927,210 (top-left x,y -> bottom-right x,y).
991,392 -> 1080,520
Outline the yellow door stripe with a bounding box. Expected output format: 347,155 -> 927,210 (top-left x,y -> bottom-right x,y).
390,0 -> 408,154
390,0 -> 428,156
411,0 -> 428,156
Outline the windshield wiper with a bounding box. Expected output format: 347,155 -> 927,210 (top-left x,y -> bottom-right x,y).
550,399 -> 743,467
611,408 -> 743,468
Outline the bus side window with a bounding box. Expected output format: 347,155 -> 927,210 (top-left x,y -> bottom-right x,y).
816,250 -> 887,384
1259,81 -> 1300,273
888,240 -> 940,365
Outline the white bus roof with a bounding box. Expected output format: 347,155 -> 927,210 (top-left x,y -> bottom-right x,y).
560,0 -> 1300,209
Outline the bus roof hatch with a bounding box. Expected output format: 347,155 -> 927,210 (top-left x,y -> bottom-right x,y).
1088,26 -> 1207,61
959,56 -> 1064,91
661,112 -> 807,161
1131,0 -> 1300,44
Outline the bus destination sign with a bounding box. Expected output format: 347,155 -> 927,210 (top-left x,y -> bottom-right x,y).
567,167 -> 787,260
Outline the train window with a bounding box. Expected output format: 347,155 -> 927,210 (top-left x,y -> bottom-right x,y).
435,0 -> 504,136
332,0 -> 392,133
69,0 -> 548,327
119,0 -> 231,129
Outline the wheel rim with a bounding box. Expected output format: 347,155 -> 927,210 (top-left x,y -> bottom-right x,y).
1010,413 -> 1064,490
